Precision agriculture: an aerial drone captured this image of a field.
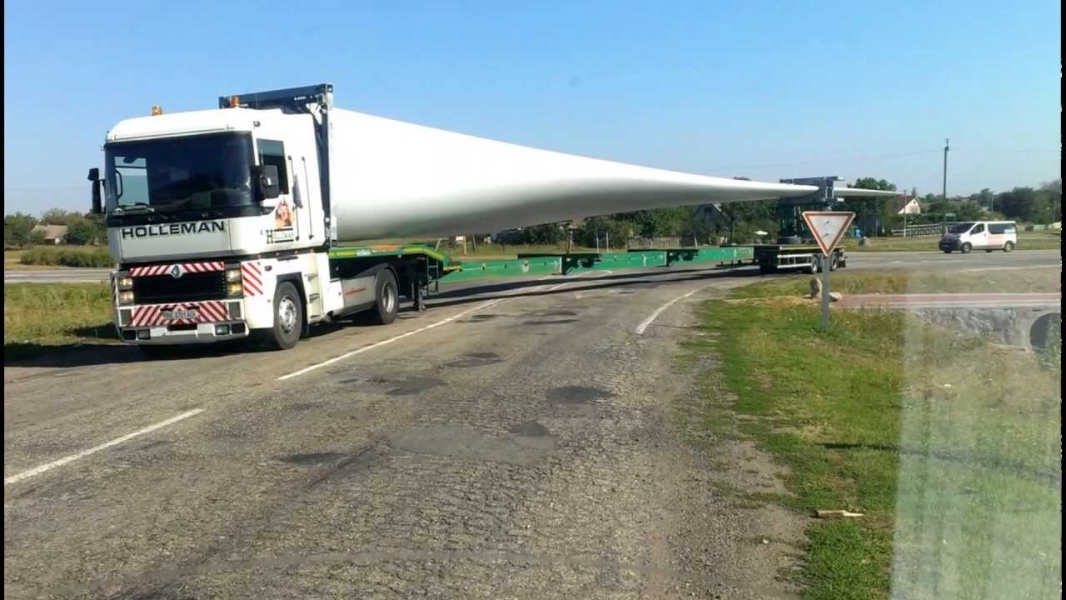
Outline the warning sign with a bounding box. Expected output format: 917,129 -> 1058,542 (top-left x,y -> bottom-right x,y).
802,211 -> 856,257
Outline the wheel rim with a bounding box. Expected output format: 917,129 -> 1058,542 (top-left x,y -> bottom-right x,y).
382,282 -> 397,314
278,296 -> 298,334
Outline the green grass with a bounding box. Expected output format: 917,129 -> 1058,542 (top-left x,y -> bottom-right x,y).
841,231 -> 1061,252
3,283 -> 117,362
687,276 -> 1061,599
13,246 -> 114,268
730,269 -> 1061,298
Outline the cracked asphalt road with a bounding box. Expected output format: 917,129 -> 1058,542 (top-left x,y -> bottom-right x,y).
4,250 -> 1058,599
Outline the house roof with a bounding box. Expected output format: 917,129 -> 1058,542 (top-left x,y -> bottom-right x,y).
889,196 -> 919,213
31,224 -> 69,239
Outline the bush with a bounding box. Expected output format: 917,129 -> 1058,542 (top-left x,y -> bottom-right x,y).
19,247 -> 114,268
65,219 -> 104,245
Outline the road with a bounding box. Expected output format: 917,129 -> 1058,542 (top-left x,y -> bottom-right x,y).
3,249 -> 1060,284
3,250 -> 1060,599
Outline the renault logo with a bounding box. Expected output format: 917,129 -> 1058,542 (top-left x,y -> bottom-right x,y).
169,264 -> 185,279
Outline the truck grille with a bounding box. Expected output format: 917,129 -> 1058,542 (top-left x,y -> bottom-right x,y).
133,272 -> 227,304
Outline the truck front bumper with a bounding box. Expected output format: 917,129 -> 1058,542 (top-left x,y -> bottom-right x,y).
114,299 -> 252,345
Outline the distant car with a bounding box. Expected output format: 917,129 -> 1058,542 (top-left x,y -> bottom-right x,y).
939,220 -> 1017,254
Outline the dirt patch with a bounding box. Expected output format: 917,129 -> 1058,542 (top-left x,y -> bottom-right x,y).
722,296 -> 816,308
672,345 -> 808,597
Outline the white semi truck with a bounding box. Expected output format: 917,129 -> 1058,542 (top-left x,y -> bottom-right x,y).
89,83 -> 818,353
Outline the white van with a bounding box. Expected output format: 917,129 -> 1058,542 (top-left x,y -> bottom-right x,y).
939,221 -> 1017,254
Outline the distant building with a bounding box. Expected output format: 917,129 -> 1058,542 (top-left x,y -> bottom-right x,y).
31,224 -> 68,245
894,195 -> 922,215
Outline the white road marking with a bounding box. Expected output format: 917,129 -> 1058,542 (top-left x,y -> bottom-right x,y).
4,409 -> 204,486
278,299 -> 501,381
545,271 -> 595,291
278,268 -> 609,381
635,287 -> 706,335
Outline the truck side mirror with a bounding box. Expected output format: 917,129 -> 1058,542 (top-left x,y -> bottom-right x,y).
88,168 -> 103,214
256,165 -> 281,201
91,181 -> 103,214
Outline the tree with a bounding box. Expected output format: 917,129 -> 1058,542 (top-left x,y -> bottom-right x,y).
40,208 -> 74,225
65,219 -> 102,245
847,177 -> 899,236
520,223 -> 566,245
4,212 -> 38,248
995,187 -> 1048,222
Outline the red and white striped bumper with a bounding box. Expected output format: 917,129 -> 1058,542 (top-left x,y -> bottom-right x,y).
129,301 -> 230,327
116,299 -> 250,344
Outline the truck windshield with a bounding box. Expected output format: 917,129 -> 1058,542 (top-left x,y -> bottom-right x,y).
104,132 -> 254,214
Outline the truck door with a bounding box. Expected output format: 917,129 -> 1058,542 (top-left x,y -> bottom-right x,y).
256,139 -> 300,244
287,153 -> 319,243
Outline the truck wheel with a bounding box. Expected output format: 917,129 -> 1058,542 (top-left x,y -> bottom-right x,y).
808,256 -> 820,274
1003,241 -> 1015,252
829,253 -> 840,271
961,243 -> 972,254
268,281 -> 303,350
370,269 -> 399,325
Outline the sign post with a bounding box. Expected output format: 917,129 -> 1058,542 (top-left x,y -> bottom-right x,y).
801,211 -> 856,332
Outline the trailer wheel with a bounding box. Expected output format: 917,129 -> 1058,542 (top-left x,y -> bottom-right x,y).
370,269 -> 399,325
268,281 -> 303,350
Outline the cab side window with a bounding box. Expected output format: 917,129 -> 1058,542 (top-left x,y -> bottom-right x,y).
257,140 -> 290,194
971,224 -> 985,234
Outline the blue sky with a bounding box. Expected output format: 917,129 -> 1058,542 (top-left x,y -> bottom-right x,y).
4,0 -> 1061,215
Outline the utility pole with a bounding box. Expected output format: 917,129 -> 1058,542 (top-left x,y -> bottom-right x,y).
942,138 -> 950,200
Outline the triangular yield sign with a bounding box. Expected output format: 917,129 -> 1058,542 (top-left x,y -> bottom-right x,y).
802,211 -> 856,256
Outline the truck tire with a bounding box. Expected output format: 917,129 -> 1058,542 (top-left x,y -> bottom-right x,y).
370,269 -> 399,325
829,253 -> 840,271
961,242 -> 972,254
808,256 -> 820,274
268,281 -> 303,350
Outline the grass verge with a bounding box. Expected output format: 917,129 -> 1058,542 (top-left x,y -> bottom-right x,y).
729,268 -> 1062,298
3,283 -> 117,362
12,246 -> 114,268
687,276 -> 1061,599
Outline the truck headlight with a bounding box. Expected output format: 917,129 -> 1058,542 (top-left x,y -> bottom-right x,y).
118,290 -> 135,305
117,276 -> 133,290
227,282 -> 243,296
225,268 -> 242,283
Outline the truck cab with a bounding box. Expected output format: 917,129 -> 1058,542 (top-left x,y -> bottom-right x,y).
87,85 -> 374,353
